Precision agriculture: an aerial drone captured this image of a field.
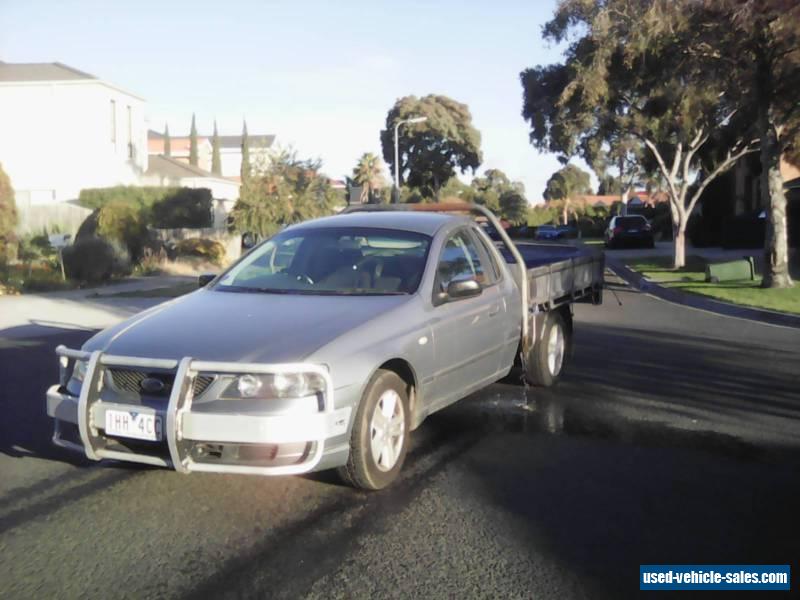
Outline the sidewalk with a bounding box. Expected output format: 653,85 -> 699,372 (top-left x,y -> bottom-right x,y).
608,258 -> 800,329
0,275 -> 194,338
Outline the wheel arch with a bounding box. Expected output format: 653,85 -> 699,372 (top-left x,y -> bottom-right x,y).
375,358 -> 419,429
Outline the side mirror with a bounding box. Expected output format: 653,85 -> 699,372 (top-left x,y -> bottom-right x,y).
198,273 -> 216,288
446,278 -> 482,300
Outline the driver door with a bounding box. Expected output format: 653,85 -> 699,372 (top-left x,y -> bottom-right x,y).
428,228 -> 507,408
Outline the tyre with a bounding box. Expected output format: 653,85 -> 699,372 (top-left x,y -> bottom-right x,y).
525,311 -> 570,387
338,369 -> 410,490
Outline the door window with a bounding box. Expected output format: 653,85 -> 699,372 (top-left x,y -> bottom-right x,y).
435,230 -> 486,294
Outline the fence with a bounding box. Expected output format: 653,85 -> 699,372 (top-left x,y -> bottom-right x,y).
16,201 -> 92,236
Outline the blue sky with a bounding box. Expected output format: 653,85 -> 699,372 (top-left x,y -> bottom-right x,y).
0,0 -> 579,202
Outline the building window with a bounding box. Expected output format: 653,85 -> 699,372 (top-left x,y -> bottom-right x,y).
110,99 -> 116,144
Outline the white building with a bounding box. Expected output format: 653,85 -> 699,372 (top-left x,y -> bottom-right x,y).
0,62 -> 147,204
141,155 -> 240,227
148,130 -> 275,180
218,134 -> 275,179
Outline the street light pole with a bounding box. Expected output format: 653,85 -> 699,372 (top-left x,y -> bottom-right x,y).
392,116 -> 427,203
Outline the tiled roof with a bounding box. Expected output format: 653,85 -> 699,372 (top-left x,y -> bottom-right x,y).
0,61 -> 96,82
217,134 -> 275,149
145,154 -> 216,178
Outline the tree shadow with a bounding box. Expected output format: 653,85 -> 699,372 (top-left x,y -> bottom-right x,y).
440,321 -> 800,598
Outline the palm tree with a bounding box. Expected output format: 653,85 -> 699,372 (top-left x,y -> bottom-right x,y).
352,153 -> 386,204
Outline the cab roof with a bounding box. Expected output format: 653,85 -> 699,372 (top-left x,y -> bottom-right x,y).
289,210 -> 469,236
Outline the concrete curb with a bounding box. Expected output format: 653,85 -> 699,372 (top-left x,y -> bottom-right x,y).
608,259 -> 800,330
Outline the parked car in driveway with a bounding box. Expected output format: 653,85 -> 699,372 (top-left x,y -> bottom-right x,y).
605,215 -> 655,248
46,204 -> 604,490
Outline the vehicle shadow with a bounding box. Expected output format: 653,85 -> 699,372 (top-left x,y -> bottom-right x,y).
0,324 -> 96,463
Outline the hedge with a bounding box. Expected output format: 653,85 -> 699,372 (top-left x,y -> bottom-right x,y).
78,186 -> 180,210
151,188 -> 213,228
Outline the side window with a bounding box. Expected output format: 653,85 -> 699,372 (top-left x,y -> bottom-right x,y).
436,230 -> 486,293
470,227 -> 501,284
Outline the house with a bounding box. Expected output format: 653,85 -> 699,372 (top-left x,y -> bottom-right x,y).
218,134 -> 274,179
147,130 -> 275,180
556,191 -> 669,210
0,61 -> 147,205
695,153 -> 799,247
141,155 -> 240,227
148,130 -> 213,172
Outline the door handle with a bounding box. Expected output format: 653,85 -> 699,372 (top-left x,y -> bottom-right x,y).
488,304 -> 500,317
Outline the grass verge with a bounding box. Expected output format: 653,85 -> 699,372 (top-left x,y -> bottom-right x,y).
625,255 -> 800,315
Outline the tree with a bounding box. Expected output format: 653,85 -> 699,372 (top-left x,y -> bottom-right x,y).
163,123 -> 171,157
189,113 -> 199,167
522,0 -> 759,268
240,120 -> 251,183
499,190 -> 528,225
211,120 -> 221,176
543,164 -> 592,224
232,148 -> 338,236
0,162 -> 18,264
470,168 -> 528,222
707,0 -> 798,288
597,174 -> 622,196
380,95 -> 482,199
352,153 -> 387,203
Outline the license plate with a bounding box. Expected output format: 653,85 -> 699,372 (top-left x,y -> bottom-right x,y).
628,229 -> 640,233
105,409 -> 163,441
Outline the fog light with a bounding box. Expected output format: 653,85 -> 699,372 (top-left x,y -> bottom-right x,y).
237,374 -> 262,397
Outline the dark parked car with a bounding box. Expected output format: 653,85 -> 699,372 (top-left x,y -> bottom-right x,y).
535,225 -> 564,240
605,215 -> 655,248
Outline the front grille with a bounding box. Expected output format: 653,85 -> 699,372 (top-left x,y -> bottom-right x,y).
107,369 -> 214,398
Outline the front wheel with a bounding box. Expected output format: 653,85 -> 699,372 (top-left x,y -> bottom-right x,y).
337,370 -> 410,490
525,311 -> 571,387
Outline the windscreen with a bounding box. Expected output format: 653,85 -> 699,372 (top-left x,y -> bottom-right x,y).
617,216 -> 648,227
214,227 -> 431,295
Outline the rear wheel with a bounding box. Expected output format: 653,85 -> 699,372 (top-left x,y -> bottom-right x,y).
337,370 -> 410,490
525,311 -> 570,387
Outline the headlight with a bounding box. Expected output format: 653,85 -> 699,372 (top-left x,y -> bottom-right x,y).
71,359 -> 88,383
224,372 -> 326,399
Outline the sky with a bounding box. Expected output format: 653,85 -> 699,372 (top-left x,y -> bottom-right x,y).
0,0 -> 583,203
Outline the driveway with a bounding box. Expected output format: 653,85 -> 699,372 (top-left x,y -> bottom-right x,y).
1,272 -> 798,599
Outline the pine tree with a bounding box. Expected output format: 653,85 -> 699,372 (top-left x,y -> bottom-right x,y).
163,123 -> 171,157
189,113 -> 199,167
240,120 -> 251,182
211,120 -> 222,176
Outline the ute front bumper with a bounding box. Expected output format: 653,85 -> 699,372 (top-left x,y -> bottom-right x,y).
46,346 -> 352,475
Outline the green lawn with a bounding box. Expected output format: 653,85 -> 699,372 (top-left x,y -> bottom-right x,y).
625,255 -> 800,315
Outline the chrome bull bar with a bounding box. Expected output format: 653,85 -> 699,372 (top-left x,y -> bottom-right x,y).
51,345 -> 341,476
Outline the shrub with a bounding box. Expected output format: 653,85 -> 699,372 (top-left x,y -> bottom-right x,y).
174,238 -> 226,265
97,201 -> 150,260
134,246 -> 169,276
0,162 -> 18,265
63,236 -> 131,283
151,188 -> 213,228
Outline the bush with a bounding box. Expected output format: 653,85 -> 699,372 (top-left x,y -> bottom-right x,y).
78,186 -> 179,210
151,188 -> 213,228
0,162 -> 18,265
77,202 -> 150,262
63,236 -> 131,283
174,238 -> 226,265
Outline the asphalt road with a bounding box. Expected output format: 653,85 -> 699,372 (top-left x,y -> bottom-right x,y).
1,274 -> 799,599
